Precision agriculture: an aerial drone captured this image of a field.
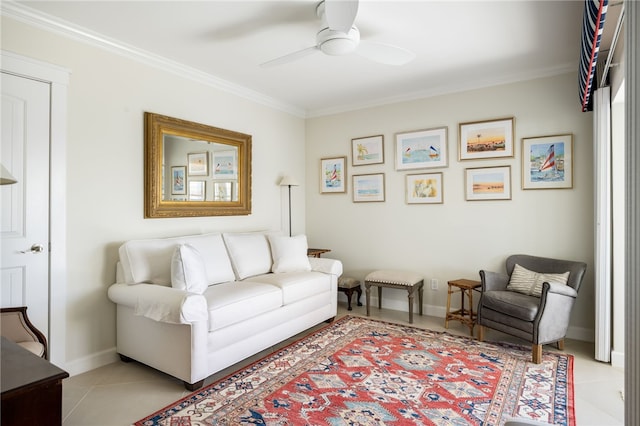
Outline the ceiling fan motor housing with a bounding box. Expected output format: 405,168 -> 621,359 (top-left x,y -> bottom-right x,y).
317,27 -> 360,56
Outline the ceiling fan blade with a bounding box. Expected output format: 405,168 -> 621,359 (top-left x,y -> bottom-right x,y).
260,46 -> 319,68
324,0 -> 359,33
356,41 -> 416,66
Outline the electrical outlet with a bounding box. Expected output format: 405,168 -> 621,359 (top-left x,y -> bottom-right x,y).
431,278 -> 438,290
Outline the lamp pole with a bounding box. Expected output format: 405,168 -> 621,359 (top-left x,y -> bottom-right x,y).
279,176 -> 299,237
287,184 -> 293,237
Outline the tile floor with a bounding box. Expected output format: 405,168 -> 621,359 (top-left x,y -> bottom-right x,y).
62,303 -> 625,425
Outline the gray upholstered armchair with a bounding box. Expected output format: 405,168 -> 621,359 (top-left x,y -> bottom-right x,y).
477,254 -> 587,363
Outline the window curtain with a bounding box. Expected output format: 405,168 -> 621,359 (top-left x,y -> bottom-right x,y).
579,0 -> 609,112
593,86 -> 611,362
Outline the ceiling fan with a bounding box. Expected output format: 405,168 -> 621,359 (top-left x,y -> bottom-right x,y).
260,0 -> 415,68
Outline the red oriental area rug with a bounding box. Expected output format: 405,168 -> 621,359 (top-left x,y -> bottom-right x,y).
134,315 -> 575,425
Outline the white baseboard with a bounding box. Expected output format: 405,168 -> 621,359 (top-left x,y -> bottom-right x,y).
64,346 -> 119,377
566,325 -> 595,342
611,350 -> 625,369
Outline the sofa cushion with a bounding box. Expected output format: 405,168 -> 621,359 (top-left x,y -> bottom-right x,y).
507,264 -> 570,297
223,232 -> 272,280
245,271 -> 330,305
119,233 -> 235,286
268,234 -> 311,273
171,244 -> 208,294
203,281 -> 282,331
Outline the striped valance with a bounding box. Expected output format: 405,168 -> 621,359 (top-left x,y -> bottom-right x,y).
579,0 -> 609,112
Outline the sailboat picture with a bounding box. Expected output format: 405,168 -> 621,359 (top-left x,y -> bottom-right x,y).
522,134 -> 573,189
395,127 -> 448,170
320,156 -> 347,193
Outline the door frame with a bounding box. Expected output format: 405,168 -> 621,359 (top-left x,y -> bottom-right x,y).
1,50 -> 69,367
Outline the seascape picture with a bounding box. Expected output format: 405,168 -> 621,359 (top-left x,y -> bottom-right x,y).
459,118 -> 513,160
352,135 -> 384,165
465,166 -> 511,200
214,151 -> 235,177
353,173 -> 385,202
465,126 -> 506,153
472,170 -> 504,194
400,134 -> 442,165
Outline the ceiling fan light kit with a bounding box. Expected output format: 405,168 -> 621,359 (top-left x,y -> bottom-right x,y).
260,0 -> 414,68
317,27 -> 360,56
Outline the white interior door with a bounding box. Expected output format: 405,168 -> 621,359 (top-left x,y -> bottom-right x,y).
1,72 -> 51,340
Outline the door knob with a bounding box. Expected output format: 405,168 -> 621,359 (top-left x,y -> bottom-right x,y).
20,244 -> 45,254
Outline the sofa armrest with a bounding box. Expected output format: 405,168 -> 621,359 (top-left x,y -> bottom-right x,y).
108,283 -> 207,325
479,270 -> 510,291
309,257 -> 343,276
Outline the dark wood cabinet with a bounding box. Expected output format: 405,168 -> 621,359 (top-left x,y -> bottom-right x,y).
1,337 -> 69,425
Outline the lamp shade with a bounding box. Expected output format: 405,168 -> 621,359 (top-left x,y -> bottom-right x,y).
279,176 -> 299,187
0,164 -> 17,185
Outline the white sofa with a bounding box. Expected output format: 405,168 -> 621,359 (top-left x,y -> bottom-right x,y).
107,231 -> 342,390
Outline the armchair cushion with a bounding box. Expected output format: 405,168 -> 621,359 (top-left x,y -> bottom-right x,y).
481,290 -> 541,322
507,264 -> 569,297
171,244 -> 209,294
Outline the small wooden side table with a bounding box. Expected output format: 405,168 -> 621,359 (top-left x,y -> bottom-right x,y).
445,279 -> 482,336
307,248 -> 331,258
1,337 -> 69,425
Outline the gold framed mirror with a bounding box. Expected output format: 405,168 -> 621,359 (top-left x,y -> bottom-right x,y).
144,112 -> 252,218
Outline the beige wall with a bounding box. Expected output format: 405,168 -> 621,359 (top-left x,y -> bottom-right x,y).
2,16 -> 596,374
306,73 -> 595,338
2,17 -> 306,371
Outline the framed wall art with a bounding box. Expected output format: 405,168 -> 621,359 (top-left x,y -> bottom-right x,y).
522,134 -> 573,189
187,152 -> 209,176
213,150 -> 236,179
214,181 -> 234,201
395,127 -> 448,170
320,156 -> 347,193
171,166 -> 186,195
459,117 -> 514,160
188,180 -> 206,201
406,172 -> 443,204
465,165 -> 511,201
352,135 -> 384,166
353,173 -> 385,202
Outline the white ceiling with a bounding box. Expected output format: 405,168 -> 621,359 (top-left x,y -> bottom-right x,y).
5,1 -> 592,117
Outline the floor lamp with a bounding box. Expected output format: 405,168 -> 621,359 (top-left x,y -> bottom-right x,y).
279,176 -> 299,237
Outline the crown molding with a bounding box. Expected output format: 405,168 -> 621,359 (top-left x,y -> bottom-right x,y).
1,1 -> 307,118
307,63 -> 576,118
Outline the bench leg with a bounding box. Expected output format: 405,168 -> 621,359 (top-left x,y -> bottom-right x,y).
355,285 -> 363,306
344,288 -> 354,311
365,283 -> 371,317
377,286 -> 382,309
407,287 -> 414,324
